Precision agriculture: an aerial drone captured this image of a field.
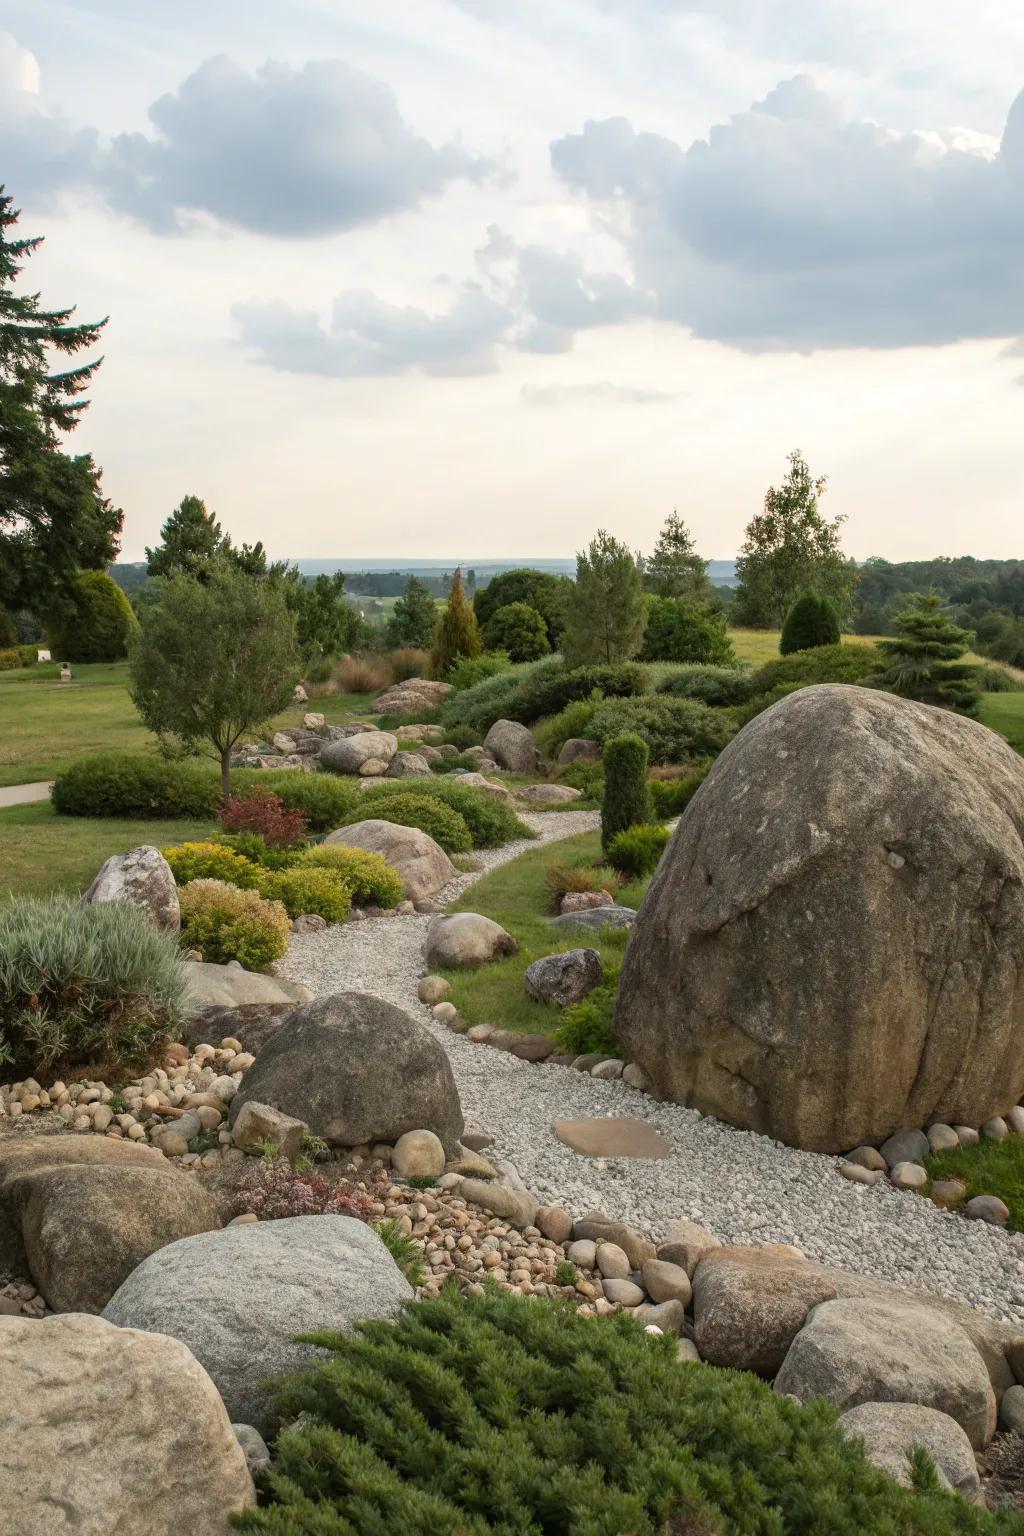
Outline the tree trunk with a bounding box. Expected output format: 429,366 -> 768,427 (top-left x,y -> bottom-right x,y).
220,747 -> 232,801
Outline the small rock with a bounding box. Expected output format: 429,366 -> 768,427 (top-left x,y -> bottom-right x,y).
291,913 -> 327,935
432,1002 -> 460,1028
591,1059 -> 624,1081
232,1101 -> 307,1162
1007,1106 -> 1024,1136
926,1123 -> 960,1153
953,1125 -> 980,1145
839,1162 -> 883,1186
889,1162 -> 927,1191
930,1179 -> 967,1207
535,1206 -> 573,1244
392,1129 -> 445,1179
418,976 -> 452,1005
602,1278 -> 646,1307
964,1195 -> 1009,1225
595,1243 -> 631,1280
676,1338 -> 701,1363
567,1239 -> 596,1269
524,949 -> 603,1008
621,1062 -> 650,1091
1000,1384 -> 1024,1433
635,1299 -> 685,1334
641,1259 -> 692,1307
983,1117 -> 1009,1140
879,1128 -> 930,1167
461,1129 -> 494,1152
845,1145 -> 888,1171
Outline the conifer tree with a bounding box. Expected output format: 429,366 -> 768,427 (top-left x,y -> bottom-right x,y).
146,495 -> 228,578
873,593 -> 981,715
387,575 -> 439,649
562,531 -> 646,666
431,568 -> 482,676
643,512 -> 708,598
0,188 -> 122,611
780,591 -> 841,655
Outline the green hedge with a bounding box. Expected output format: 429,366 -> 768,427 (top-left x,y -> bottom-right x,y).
339,791 -> 473,854
232,770 -> 357,832
749,642 -> 882,696
240,1289 -> 1007,1536
52,753 -> 221,818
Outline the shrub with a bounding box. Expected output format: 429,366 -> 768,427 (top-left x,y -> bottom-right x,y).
976,663 -> 1021,692
447,651 -> 511,691
482,602 -> 550,662
431,569 -> 481,677
0,646 -> 26,670
439,659 -> 547,732
359,778 -> 531,849
544,862 -> 620,913
51,752 -> 221,819
234,1162 -> 377,1220
601,732 -> 651,850
442,723 -> 483,750
219,790 -> 308,846
750,641 -> 882,696
332,653 -> 393,694
260,865 -> 352,922
429,752 -> 484,774
232,770 -> 357,832
640,595 -> 735,664
214,831 -> 299,871
649,759 -> 712,818
373,1218 -> 429,1286
556,761 -> 604,803
591,695 -> 735,765
510,661 -> 647,725
48,570 -> 136,662
656,664 -> 752,707
178,879 -> 290,969
340,792 -> 472,854
162,840 -> 263,889
534,695 -> 598,760
300,845 -> 404,908
387,646 -> 431,681
0,896 -> 186,1075
607,823 -> 671,877
556,966 -> 623,1057
780,591 -> 842,655
242,1288 -> 1011,1536
473,567 -> 571,645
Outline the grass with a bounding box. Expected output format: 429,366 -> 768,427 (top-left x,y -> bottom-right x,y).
0,800 -> 217,899
979,691 -> 1024,753
925,1136 -> 1024,1232
442,829 -> 649,1035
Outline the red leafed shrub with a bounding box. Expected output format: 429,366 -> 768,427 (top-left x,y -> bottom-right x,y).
233,1162 -> 377,1222
219,791 -> 308,847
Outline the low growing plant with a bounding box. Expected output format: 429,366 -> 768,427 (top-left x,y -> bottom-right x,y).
232,770 -> 358,833
543,861 -> 620,914
178,879 -> 290,970
338,792 -> 472,855
555,964 -> 623,1058
162,840 -> 263,889
606,823 -> 671,878
372,1219 -> 428,1287
447,651 -> 511,690
300,844 -> 404,908
590,695 -> 736,765
233,1161 -> 377,1222
260,865 -> 352,923
648,759 -> 713,819
655,663 -> 752,707
219,790 -> 308,847
358,778 -> 530,849
52,752 -> 221,819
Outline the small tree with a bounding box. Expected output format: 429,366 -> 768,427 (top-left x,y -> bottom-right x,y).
48,569 -> 137,662
640,596 -> 734,664
387,575 -> 439,650
643,512 -> 708,599
145,495 -> 227,578
431,568 -> 482,677
483,602 -> 550,662
873,593 -> 981,716
733,451 -> 856,627
563,532 -> 646,667
780,592 -> 841,655
601,732 -> 650,851
130,562 -> 301,796
474,568 -> 572,646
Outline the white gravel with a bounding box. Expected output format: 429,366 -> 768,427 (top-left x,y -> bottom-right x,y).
280,809 -> 1024,1327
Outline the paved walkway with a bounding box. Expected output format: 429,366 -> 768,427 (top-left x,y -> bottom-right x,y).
0,781 -> 53,808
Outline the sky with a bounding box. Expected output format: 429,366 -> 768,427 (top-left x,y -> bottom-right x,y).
2,1 -> 1023,564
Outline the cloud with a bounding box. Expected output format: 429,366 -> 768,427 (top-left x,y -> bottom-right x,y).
0,31 -> 39,93
520,382 -> 681,405
2,52 -> 492,237
551,75 -> 1024,349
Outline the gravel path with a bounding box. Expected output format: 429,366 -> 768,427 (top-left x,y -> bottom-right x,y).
280,810 -> 1024,1327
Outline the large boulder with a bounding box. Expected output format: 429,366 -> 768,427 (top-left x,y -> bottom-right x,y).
0,1312 -> 254,1534
372,679 -> 452,716
837,1401 -> 980,1497
425,912 -> 518,968
774,1296 -> 997,1449
483,719 -> 541,773
227,992 -> 464,1152
386,751 -> 432,779
320,731 -> 398,775
324,820 -> 455,902
84,844 -> 180,933
615,685 -> 1024,1152
182,1000 -> 294,1052
557,738 -> 602,767
524,948 -> 603,1006
183,961 -> 312,1012
102,1216 -> 413,1432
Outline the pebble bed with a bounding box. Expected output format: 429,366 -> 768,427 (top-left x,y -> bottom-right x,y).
281,808 -> 1024,1329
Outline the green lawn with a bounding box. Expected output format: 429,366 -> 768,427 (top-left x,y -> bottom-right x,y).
979,691 -> 1024,753
0,801 -> 218,899
442,830 -> 649,1037
925,1136 -> 1024,1232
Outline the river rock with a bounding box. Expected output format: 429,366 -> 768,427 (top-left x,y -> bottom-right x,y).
615,685 -> 1024,1153
386,751 -> 432,779
84,845 -> 180,933
324,820 -> 455,903
482,719 -> 541,773
425,912 -> 517,968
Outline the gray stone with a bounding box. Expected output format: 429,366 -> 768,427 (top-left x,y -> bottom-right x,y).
324,820 -> 456,903
291,912 -> 327,935
1000,1383 -> 1024,1433
602,1278 -> 645,1307
889,1161 -> 928,1190
561,890 -> 613,914
232,1423 -> 271,1474
320,731 -> 398,774
386,751 -> 432,779
635,1299 -> 685,1334
676,1338 -> 702,1362
418,975 -> 452,1005
228,992 -> 464,1154
641,1258 -> 692,1307
622,1062 -> 651,1091
524,948 -> 603,1006
1007,1106 -> 1024,1135
424,912 -> 517,968
930,1179 -> 967,1207
84,844 -> 180,933
482,719 -> 540,773
557,738 -> 602,767
965,1195 -> 1010,1225
595,1242 -> 631,1280
614,685 -> 1024,1153
392,1129 -> 445,1178
232,1101 -> 307,1162
567,1239 -> 597,1268
549,905 -> 637,934
103,1216 -> 412,1432
954,1125 -> 980,1145
879,1128 -> 930,1167
183,1001 -> 294,1052
657,1220 -> 721,1277
837,1401 -> 980,1497
591,1059 -> 624,1080
515,784 -> 583,806
840,1162 -> 883,1186
846,1145 -> 888,1171
183,963 -> 311,1013
555,1118 -> 671,1159
0,1312 -> 254,1534
571,1217 -> 656,1271
459,1178 -> 537,1229
983,1117 -> 1009,1140
926,1123 -> 961,1153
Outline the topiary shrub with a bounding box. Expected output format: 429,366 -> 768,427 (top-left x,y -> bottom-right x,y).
649,760 -> 712,819
236,1289 -> 999,1536
260,865 -> 352,923
51,753 -> 221,819
780,591 -> 842,655
590,695 -> 736,765
0,896 -> 186,1075
656,664 -> 752,707
162,840 -> 263,889
232,770 -> 358,833
601,732 -> 651,851
340,792 -> 472,854
358,778 -> 531,849
555,965 -> 623,1057
178,879 -> 290,969
219,790 -> 308,846
606,823 -> 671,877
48,570 -> 137,662
482,602 -> 550,662
447,651 -> 511,691
300,844 -> 404,908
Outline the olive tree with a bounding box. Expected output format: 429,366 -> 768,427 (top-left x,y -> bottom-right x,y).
130,561 -> 301,796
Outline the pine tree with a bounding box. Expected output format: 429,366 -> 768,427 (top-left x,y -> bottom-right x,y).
780,591 -> 841,655
562,531 -> 646,666
431,568 -> 482,676
145,495 -> 228,578
643,512 -> 708,599
873,593 -> 981,715
0,188 -> 122,612
387,575 -> 439,650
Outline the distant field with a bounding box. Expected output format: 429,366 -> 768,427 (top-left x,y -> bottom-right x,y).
726,628 -> 887,664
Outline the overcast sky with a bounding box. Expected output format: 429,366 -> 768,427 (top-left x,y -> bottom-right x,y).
3,2 -> 1023,563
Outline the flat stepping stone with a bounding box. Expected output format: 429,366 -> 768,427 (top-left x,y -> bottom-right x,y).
554,1117 -> 671,1159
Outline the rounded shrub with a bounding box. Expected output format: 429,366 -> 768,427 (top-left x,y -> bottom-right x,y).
649,759 -> 712,819
640,595 -> 734,664
260,865 -> 352,922
0,647 -> 26,671
606,823 -> 671,877
48,570 -> 136,662
178,879 -> 290,969
340,792 -> 472,854
656,664 -> 752,707
52,753 -> 221,819
750,641 -> 881,696
509,661 -> 647,725
219,790 -> 308,846
589,694 -> 736,765
482,602 -> 550,662
231,770 -> 357,832
447,651 -> 511,691
780,591 -> 842,655
601,732 -> 650,851
555,966 -> 622,1058
300,844 -> 404,908
359,778 -> 530,849
0,896 -> 186,1076
162,841 -> 263,889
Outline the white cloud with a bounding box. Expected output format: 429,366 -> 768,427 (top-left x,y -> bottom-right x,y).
521,381 -> 680,404
0,30 -> 39,94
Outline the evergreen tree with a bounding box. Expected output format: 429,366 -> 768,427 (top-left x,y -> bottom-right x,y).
145,495 -> 227,578
431,568 -> 482,676
643,512 -> 708,599
733,451 -> 856,628
780,591 -> 841,655
387,575 -> 439,650
640,596 -> 734,664
0,189 -> 122,612
873,593 -> 981,716
48,569 -> 137,662
601,733 -> 651,850
562,532 -> 646,666
482,602 -> 550,662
